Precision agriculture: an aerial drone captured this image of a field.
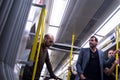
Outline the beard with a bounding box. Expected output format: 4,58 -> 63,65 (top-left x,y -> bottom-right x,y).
89,44 -> 96,48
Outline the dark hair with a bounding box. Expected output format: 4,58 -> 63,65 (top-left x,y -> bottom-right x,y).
44,34 -> 49,38
90,36 -> 98,42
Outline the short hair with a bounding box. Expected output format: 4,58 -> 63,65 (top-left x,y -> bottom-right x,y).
90,36 -> 98,42
44,34 -> 54,40
44,34 -> 49,38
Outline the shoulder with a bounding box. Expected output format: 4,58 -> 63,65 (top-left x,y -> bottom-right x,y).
97,49 -> 104,54
80,48 -> 89,51
78,48 -> 89,55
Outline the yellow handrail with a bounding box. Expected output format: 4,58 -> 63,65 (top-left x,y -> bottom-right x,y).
29,7 -> 45,62
115,26 -> 119,80
32,7 -> 46,80
67,34 -> 75,80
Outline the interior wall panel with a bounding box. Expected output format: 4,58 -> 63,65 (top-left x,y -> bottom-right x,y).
0,0 -> 14,37
0,0 -> 32,80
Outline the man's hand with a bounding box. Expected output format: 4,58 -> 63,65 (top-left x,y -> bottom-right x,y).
80,74 -> 86,80
113,50 -> 120,56
114,59 -> 119,65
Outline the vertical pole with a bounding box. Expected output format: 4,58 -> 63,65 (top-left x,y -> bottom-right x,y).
115,26 -> 119,80
32,7 -> 46,80
29,7 -> 45,62
67,34 -> 75,80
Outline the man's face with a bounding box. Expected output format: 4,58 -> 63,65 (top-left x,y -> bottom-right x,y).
45,36 -> 54,47
108,50 -> 114,58
89,37 -> 98,48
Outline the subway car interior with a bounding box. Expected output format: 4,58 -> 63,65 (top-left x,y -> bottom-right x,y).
0,0 -> 120,80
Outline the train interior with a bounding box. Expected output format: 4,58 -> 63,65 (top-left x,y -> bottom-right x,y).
0,0 -> 120,80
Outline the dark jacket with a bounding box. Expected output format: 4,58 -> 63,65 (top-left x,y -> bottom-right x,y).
22,43 -> 55,80
75,48 -> 115,80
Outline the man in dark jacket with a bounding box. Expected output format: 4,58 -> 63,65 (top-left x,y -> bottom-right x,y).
22,34 -> 58,80
75,36 -> 115,80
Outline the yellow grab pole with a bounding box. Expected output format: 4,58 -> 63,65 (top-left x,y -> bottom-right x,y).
32,7 -> 46,80
115,26 -> 119,80
29,7 -> 45,62
67,34 -> 75,80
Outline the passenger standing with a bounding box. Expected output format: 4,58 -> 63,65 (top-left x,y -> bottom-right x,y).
22,34 -> 58,80
104,49 -> 119,80
75,36 -> 115,80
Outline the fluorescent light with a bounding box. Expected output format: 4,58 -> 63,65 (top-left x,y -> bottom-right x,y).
96,6 -> 120,36
50,0 -> 69,26
47,26 -> 59,41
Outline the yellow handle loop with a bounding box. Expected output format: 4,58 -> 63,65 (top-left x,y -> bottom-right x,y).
32,7 -> 46,80
67,34 -> 75,80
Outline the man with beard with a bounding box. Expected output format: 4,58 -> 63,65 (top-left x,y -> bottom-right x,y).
75,36 -> 116,80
